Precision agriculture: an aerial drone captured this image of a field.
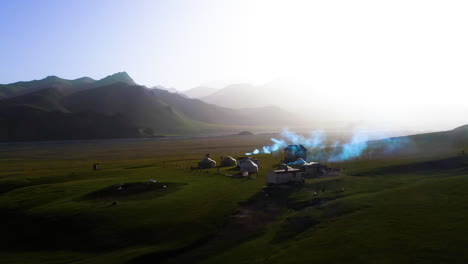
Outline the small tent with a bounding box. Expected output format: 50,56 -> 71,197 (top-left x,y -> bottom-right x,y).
199,157 -> 216,169
221,156 -> 237,167
239,159 -> 258,174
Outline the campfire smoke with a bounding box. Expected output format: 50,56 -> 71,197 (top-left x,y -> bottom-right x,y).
245,128 -> 412,162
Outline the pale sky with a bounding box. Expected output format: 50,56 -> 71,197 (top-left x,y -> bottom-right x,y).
1,0 -> 468,130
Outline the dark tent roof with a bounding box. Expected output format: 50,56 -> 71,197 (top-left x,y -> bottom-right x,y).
284,145 -> 307,151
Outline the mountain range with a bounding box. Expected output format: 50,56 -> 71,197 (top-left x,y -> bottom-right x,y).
198,82 -> 291,109
0,72 -> 300,141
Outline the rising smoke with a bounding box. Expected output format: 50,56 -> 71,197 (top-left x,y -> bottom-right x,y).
245,128 -> 412,162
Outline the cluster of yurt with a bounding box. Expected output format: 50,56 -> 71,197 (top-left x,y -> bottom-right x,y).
197,154 -> 260,177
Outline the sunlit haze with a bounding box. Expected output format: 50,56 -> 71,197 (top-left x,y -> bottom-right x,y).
2,0 -> 468,130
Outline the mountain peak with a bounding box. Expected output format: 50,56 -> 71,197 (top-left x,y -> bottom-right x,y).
44,75 -> 62,81
96,72 -> 136,86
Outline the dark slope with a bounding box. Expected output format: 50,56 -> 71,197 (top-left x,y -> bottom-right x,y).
64,85 -> 300,131
149,88 -> 256,125
64,83 -> 197,132
0,105 -> 138,141
453,124 -> 468,132
0,87 -> 69,112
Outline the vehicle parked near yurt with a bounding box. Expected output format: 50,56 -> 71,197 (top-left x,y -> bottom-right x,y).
221,156 -> 237,167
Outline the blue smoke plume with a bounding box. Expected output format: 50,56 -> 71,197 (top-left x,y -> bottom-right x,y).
328,131 -> 369,161
245,129 -> 325,156
245,128 -> 411,162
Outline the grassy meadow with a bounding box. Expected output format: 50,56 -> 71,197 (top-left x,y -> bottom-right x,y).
0,129 -> 468,264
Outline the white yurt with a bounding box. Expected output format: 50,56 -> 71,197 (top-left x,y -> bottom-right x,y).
221,156 -> 237,167
198,157 -> 216,169
239,159 -> 259,174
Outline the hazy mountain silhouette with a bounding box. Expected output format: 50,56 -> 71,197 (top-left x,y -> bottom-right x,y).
182,86 -> 218,98
0,73 -> 301,141
152,85 -> 189,98
200,83 -> 291,109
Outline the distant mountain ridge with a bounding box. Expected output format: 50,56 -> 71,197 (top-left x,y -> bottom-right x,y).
200,83 -> 290,109
0,72 -> 135,100
0,73 -> 301,141
182,86 -> 218,98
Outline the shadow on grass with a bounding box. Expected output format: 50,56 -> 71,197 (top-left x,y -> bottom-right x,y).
79,182 -> 186,201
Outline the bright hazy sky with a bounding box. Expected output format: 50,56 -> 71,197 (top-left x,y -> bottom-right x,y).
1,0 -> 468,129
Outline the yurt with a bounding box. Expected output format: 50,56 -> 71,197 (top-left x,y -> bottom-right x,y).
239,159 -> 258,174
198,157 -> 216,169
221,156 -> 237,167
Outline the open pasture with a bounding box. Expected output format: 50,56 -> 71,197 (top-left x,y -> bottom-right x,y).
0,129 -> 467,264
